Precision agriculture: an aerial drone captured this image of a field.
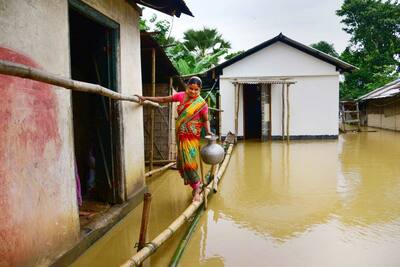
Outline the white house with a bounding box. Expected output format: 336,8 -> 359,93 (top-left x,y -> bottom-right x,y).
210,33 -> 356,140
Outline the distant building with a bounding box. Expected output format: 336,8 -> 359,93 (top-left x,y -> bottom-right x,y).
358,78 -> 400,131
0,0 -> 191,265
203,33 -> 356,140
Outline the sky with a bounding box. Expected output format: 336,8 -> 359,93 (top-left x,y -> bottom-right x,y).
141,0 -> 351,54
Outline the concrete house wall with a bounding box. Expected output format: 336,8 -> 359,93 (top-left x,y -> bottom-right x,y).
220,41 -> 340,138
0,0 -> 145,265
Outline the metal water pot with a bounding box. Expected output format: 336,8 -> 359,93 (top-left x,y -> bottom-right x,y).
200,135 -> 225,165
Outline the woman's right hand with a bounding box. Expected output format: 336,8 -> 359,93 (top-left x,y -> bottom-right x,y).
135,94 -> 146,104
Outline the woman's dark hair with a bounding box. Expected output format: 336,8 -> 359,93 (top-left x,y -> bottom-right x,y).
187,76 -> 202,87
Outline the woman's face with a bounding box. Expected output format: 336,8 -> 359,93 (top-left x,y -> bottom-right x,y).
186,83 -> 201,98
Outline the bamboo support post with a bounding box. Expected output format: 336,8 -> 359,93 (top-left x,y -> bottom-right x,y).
199,158 -> 207,210
0,60 -> 160,108
149,48 -> 156,171
137,193 -> 152,251
145,162 -> 175,177
121,141 -> 235,267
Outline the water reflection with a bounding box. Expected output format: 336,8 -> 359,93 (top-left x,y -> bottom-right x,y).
73,130 -> 400,267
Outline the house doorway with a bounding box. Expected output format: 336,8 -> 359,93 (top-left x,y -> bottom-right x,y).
69,2 -> 122,222
243,84 -> 262,139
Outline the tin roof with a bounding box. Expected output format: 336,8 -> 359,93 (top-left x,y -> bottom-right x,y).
135,0 -> 193,17
358,78 -> 400,101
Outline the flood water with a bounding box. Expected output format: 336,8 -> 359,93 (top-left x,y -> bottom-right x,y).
72,129 -> 400,267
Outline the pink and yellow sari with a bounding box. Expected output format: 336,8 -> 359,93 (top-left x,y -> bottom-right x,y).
176,95 -> 206,186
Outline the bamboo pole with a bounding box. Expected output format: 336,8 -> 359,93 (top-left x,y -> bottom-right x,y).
145,162 -> 175,177
0,60 -> 160,108
137,193 -> 152,252
121,142 -> 235,267
145,159 -> 175,164
199,157 -> 207,209
149,48 -> 156,171
286,84 -> 290,142
168,205 -> 204,267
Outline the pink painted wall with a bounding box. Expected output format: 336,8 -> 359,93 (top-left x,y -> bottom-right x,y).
0,47 -> 79,266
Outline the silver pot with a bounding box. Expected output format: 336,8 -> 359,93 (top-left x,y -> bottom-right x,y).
200,135 -> 225,165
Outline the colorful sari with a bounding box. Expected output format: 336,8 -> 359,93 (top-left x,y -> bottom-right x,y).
176,95 -> 206,186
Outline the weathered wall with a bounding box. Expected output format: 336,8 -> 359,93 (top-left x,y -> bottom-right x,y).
80,0 -> 145,198
0,1 -> 79,265
0,0 -> 146,264
142,83 -> 172,160
220,41 -> 339,137
366,99 -> 400,131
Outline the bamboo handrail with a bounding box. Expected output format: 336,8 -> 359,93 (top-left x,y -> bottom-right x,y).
0,60 -> 160,108
144,162 -> 175,177
121,142 -> 235,267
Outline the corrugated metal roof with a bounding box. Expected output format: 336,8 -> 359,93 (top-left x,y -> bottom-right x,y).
358,78 -> 400,101
135,0 -> 193,17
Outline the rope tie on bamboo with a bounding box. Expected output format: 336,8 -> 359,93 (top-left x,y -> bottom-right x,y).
145,242 -> 158,252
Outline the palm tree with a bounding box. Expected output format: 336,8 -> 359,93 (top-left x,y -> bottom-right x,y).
182,27 -> 231,64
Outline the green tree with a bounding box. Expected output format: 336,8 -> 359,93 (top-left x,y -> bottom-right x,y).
310,41 -> 339,57
336,0 -> 400,99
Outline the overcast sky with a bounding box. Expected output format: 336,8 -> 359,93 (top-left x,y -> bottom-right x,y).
141,0 -> 351,54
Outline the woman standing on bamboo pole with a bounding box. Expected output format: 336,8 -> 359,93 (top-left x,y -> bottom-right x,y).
136,76 -> 212,202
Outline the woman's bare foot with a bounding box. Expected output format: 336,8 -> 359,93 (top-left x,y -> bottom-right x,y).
192,187 -> 202,202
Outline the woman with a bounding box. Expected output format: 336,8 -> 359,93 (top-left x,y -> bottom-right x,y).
137,76 -> 212,202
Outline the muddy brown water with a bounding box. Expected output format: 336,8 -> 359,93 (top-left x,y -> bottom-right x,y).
72,130 -> 400,267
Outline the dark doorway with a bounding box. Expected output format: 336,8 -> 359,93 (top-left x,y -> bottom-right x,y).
243,84 -> 262,139
69,5 -> 120,209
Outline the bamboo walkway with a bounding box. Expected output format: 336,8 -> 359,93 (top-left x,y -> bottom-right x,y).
121,133 -> 236,267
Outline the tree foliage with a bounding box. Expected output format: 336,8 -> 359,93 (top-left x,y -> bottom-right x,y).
310,41 -> 339,57
140,14 -> 235,75
336,0 -> 400,99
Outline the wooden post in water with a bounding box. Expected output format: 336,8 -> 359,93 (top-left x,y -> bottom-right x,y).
281,83 -> 285,140
150,48 -> 156,171
286,84 -> 290,142
137,193 -> 152,253
234,83 -> 239,142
